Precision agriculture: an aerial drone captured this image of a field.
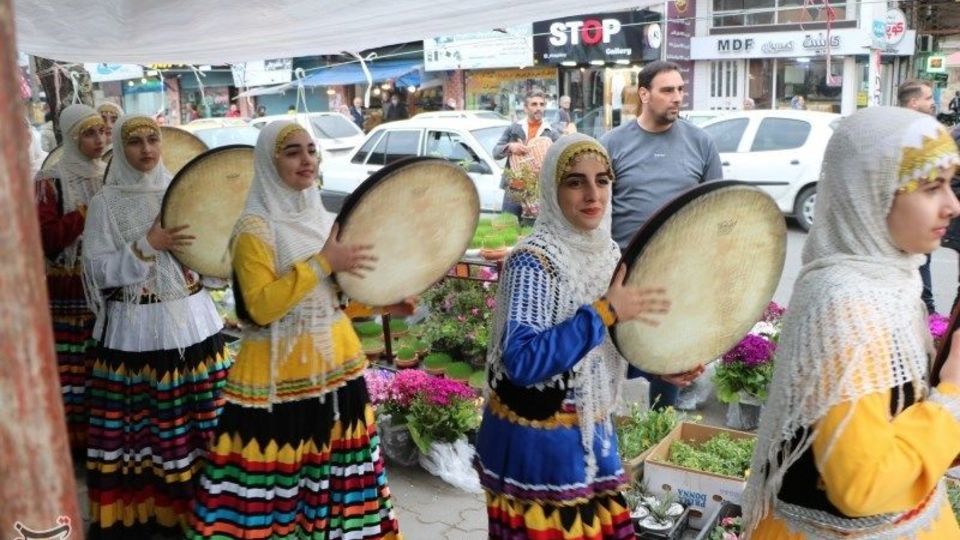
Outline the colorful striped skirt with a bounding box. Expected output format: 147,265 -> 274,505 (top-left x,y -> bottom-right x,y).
85,332 -> 230,540
188,375 -> 402,539
47,267 -> 96,452
484,490 -> 634,540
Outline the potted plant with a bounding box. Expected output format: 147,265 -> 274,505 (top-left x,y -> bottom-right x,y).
638,495 -> 677,534
468,370 -> 486,392
615,404 -> 692,480
423,352 -> 453,376
491,212 -> 519,231
667,433 -> 755,479
354,320 -> 382,339
421,279 -> 497,370
413,339 -> 430,357
444,361 -> 473,383
361,336 -> 384,361
714,302 -> 784,430
501,229 -> 519,247
394,346 -> 418,369
480,233 -> 508,261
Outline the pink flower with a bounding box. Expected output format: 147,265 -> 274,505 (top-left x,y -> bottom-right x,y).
485,296 -> 496,309
929,313 -> 950,341
722,533 -> 739,540
471,308 -> 480,316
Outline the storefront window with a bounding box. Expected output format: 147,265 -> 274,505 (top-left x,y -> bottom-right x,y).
747,59 -> 775,109
712,0 -> 847,27
775,58 -> 842,113
465,67 -> 558,119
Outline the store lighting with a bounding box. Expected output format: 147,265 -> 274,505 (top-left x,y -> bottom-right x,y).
614,59 -> 630,65
127,81 -> 134,87
326,88 -> 336,95
146,70 -> 158,77
140,78 -> 147,84
589,60 -> 606,66
797,57 -> 811,63
380,83 -> 392,90
407,85 -> 417,93
560,61 -> 577,67
373,87 -> 381,96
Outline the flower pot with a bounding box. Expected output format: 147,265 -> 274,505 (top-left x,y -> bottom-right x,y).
393,356 -> 419,369
377,414 -> 420,467
480,247 -> 508,261
725,393 -> 763,431
639,516 -> 674,532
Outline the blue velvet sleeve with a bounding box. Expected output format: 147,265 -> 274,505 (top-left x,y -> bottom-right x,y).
499,250 -> 608,387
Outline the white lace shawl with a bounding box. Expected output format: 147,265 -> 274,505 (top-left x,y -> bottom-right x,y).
50,104 -> 106,267
233,120 -> 339,408
487,133 -> 625,482
742,108 -> 960,538
83,115 -> 192,320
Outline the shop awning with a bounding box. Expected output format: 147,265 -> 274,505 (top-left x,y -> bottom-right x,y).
300,60 -> 422,88
13,0 -> 650,64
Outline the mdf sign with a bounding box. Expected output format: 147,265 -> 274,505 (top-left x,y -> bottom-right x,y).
717,38 -> 754,53
534,10 -> 662,65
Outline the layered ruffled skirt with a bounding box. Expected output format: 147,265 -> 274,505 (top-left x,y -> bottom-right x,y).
85,332 -> 230,539
188,375 -> 401,539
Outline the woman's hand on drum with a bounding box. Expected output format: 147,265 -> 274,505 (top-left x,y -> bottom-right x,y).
605,265 -> 670,326
939,328 -> 960,387
321,223 -> 377,277
146,217 -> 195,252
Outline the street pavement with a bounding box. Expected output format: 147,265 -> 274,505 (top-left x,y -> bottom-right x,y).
74,223 -> 960,538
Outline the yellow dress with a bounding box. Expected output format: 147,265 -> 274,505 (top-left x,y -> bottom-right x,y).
753,382 -> 960,539
189,226 -> 401,539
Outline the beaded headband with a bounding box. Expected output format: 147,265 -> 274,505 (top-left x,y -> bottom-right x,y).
556,141 -> 614,184
274,124 -> 310,156
71,115 -> 105,140
120,117 -> 160,143
896,127 -> 960,194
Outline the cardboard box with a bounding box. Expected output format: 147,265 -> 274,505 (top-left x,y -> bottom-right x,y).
643,422 -> 755,529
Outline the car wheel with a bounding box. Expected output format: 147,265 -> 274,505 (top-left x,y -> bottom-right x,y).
794,186 -> 816,232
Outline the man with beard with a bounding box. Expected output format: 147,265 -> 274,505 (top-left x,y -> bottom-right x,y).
493,89 -> 561,217
898,79 -> 937,314
601,60 -> 722,409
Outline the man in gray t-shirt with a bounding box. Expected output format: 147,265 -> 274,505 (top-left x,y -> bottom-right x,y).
600,60 -> 722,408
601,63 -> 723,247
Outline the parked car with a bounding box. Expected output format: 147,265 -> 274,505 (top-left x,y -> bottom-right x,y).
680,109 -> 730,126
180,118 -> 249,131
413,110 -> 507,121
249,112 -> 365,163
321,116 -> 511,213
699,110 -> 841,231
187,126 -> 261,148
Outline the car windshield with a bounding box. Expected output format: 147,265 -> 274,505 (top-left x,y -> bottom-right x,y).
193,127 -> 260,148
308,115 -> 361,140
470,127 -> 505,158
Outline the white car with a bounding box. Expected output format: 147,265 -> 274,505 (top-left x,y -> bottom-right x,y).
321,117 -> 511,213
680,109 -> 730,126
699,110 -> 841,231
412,110 -> 507,121
249,112 -> 365,163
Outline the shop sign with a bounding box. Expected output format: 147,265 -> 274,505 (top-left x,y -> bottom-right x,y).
691,28 -> 915,59
424,26 -> 533,71
231,59 -> 292,87
534,10 -> 661,65
927,55 -> 946,74
84,63 -> 144,83
884,8 -> 907,45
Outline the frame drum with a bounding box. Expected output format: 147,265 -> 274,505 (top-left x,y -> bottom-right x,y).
334,157 -> 480,306
613,181 -> 787,374
160,145 -> 255,278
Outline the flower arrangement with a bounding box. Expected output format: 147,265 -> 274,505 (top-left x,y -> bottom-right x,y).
713,302 -> 784,404
366,368 -> 480,453
420,278 -> 497,367
708,516 -> 743,540
504,161 -> 540,219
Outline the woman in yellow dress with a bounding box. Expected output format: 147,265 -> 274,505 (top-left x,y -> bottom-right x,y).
189,120 -> 404,539
742,106 -> 960,539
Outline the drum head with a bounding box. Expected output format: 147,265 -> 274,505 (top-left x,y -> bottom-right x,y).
41,145 -> 64,173
613,182 -> 787,374
335,157 -> 480,306
161,145 -> 255,278
160,126 -> 208,175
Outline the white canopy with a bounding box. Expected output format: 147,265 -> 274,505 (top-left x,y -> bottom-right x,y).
14,0 -> 650,64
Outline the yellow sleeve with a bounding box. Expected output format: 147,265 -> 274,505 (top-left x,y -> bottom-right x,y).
233,232 -> 326,326
343,302 -> 376,319
812,382 -> 960,517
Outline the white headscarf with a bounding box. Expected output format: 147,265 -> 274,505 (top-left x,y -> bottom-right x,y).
85,115 -> 190,318
234,120 -> 338,407
487,133 -> 624,481
97,102 -> 124,153
742,107 -> 960,537
53,104 -> 107,266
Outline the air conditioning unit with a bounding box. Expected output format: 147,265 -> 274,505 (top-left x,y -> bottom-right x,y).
919,34 -> 934,53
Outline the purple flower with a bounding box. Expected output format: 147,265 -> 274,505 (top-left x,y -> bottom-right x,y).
929,313 -> 950,341
762,301 -> 786,323
723,334 -> 776,367
485,296 -> 496,309
363,369 -> 395,405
